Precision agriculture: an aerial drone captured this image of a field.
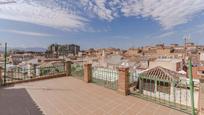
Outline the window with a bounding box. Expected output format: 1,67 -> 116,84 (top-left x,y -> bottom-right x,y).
157,81 -> 170,94
143,79 -> 155,92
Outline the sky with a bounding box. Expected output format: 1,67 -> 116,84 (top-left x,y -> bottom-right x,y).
0,0 -> 204,49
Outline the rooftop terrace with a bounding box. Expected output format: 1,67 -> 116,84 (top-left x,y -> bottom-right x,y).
0,77 -> 188,115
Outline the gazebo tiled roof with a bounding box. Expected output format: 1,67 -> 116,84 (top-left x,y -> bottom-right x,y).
140,66 -> 186,81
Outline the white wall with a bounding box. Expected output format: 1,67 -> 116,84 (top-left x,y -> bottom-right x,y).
200,52 -> 204,61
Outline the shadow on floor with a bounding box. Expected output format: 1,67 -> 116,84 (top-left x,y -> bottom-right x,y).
0,88 -> 44,115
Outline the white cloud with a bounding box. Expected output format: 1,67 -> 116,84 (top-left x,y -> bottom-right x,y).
0,29 -> 53,37
81,0 -> 204,29
153,31 -> 175,39
0,0 -> 88,30
80,0 -> 124,21
186,24 -> 204,35
121,0 -> 204,29
0,0 -> 16,4
1,0 -> 204,30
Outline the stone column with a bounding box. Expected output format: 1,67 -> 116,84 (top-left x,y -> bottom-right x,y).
65,61 -> 72,76
117,67 -> 129,96
83,64 -> 92,83
199,78 -> 204,115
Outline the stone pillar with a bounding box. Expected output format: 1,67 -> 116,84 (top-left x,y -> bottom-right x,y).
65,61 -> 72,76
0,67 -> 3,85
199,78 -> 204,115
83,64 -> 92,83
117,67 -> 129,96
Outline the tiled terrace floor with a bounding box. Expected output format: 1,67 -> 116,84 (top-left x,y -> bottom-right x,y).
0,77 -> 188,115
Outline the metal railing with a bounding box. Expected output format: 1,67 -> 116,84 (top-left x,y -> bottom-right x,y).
129,70 -> 139,86
71,63 -> 84,80
129,74 -> 199,114
92,67 -> 119,90
2,65 -> 65,84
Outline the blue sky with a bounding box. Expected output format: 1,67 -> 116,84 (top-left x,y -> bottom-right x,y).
0,0 -> 204,49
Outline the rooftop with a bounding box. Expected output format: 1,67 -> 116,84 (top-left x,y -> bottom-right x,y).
0,77 -> 188,115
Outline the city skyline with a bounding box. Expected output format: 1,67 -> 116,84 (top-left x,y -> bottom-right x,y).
0,0 -> 204,49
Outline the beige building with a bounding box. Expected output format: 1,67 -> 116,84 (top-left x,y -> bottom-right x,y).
9,54 -> 34,65
126,48 -> 138,56
156,48 -> 171,55
149,58 -> 182,72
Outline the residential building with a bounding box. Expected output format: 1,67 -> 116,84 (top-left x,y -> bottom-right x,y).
192,66 -> 204,79
149,58 -> 183,72
47,44 -> 80,57
8,54 -> 34,65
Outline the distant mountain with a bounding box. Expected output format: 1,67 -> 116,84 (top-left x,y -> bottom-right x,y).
14,47 -> 47,52
0,47 -> 47,52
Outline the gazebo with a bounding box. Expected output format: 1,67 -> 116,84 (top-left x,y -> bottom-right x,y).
139,66 -> 186,94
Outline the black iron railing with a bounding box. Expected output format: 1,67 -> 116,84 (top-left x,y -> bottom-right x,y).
1,65 -> 65,84
92,67 -> 119,90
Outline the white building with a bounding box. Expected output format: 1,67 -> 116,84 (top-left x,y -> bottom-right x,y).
149,58 -> 183,72
200,52 -> 204,61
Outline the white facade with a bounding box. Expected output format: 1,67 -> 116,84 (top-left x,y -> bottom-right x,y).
200,52 -> 204,61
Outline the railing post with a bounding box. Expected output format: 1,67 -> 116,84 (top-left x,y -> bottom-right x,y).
65,61 -> 72,76
199,78 -> 204,115
188,59 -> 196,115
4,42 -> 7,85
83,64 -> 92,83
0,67 -> 3,85
139,77 -> 144,94
118,67 -> 129,96
28,63 -> 32,78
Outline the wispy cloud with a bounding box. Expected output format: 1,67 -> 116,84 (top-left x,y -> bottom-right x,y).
154,31 -> 175,39
121,0 -> 204,29
0,0 -> 88,30
0,29 -> 53,37
192,24 -> 204,34
0,0 -> 16,4
1,0 -> 204,30
81,0 -> 204,29
80,0 -> 117,21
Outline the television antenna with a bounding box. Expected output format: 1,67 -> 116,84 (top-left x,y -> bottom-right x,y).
183,34 -> 192,59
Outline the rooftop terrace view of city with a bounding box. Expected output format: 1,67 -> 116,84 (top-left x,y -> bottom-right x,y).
0,0 -> 204,115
